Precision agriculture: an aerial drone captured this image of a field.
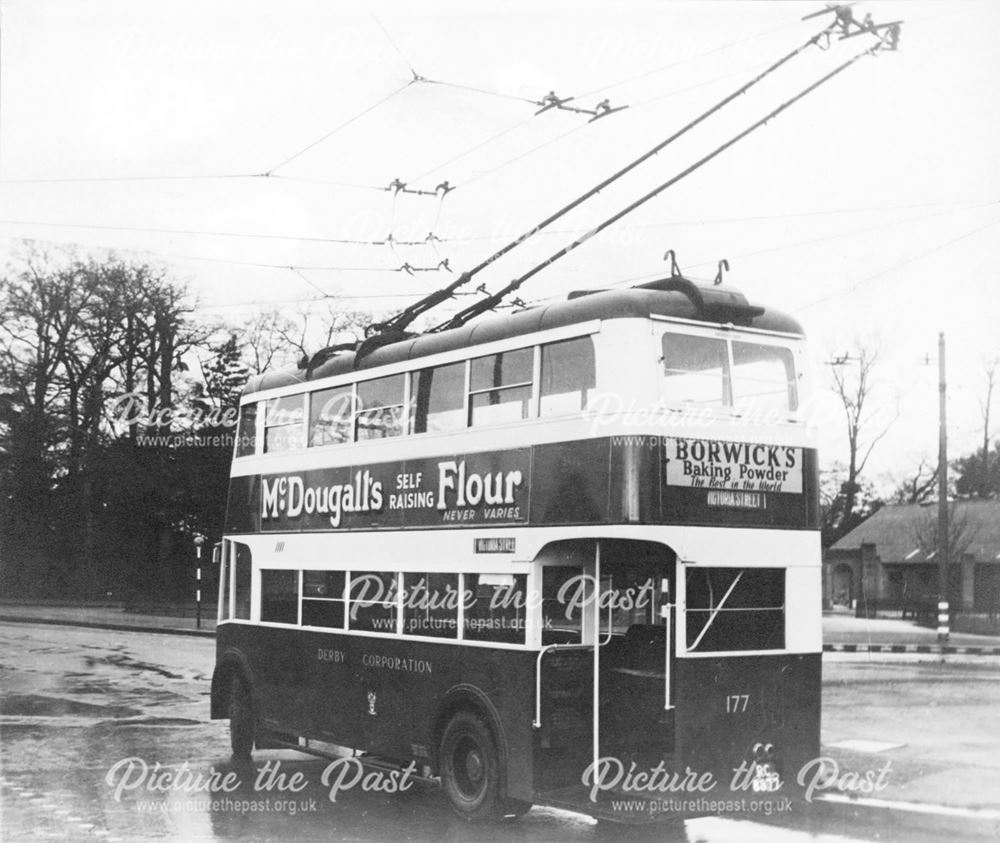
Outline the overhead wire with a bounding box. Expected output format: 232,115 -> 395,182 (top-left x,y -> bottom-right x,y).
0,172 -> 399,193
629,59 -> 776,109
421,78 -> 539,106
288,266 -> 332,298
794,213 -> 1000,313
370,12 -> 419,78
589,200 -> 1000,293
199,288 -> 480,311
439,199 -> 1000,244
265,80 -> 413,175
2,12 -> 765,206
430,38 -> 886,332
0,232 -> 434,273
0,173 -> 261,185
461,122 -> 590,189
263,175 -> 395,192
0,217 -> 399,247
372,19 -> 846,336
4,8 -> 923,328
370,11 -> 539,105
6,196 -> 987,255
409,115 -> 536,183
576,18 -> 798,99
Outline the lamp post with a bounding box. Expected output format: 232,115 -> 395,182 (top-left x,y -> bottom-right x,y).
193,534 -> 206,629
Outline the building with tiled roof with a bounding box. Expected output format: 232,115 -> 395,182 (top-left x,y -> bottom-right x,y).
824,500 -> 1000,616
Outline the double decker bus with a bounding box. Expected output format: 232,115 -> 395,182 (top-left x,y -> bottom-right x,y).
210,276 -> 821,823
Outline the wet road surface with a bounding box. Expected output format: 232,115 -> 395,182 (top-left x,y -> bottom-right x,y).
0,621 -> 990,842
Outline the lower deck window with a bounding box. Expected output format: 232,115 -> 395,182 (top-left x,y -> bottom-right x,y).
403,572 -> 458,638
302,570 -> 346,629
245,565 -> 533,646
261,569 -> 298,624
349,571 -> 397,633
465,573 -> 527,644
685,567 -> 784,652
234,544 -> 252,620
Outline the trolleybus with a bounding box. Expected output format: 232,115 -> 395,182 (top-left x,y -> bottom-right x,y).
210,276 -> 821,823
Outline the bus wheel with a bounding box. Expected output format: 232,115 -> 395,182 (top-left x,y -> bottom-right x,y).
228,675 -> 255,761
439,710 -> 503,821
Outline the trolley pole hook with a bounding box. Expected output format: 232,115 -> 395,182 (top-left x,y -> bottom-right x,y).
663,249 -> 682,278
714,259 -> 730,286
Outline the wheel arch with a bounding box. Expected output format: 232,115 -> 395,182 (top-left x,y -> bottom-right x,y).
432,684 -> 509,780
210,647 -> 255,720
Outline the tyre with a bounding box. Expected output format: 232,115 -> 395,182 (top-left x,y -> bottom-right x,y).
228,674 -> 255,761
439,710 -> 503,821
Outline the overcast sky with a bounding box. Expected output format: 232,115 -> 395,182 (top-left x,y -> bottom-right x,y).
2,0 -> 998,489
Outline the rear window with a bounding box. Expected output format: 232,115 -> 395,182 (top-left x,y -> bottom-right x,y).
661,331 -> 798,414
731,341 -> 797,413
662,334 -> 730,407
685,567 -> 784,652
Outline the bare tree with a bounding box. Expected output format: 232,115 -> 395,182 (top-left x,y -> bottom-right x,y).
963,356 -> 1000,498
242,309 -> 300,374
890,457 -> 939,504
240,303 -> 375,374
828,342 -> 897,533
914,501 -> 979,565
980,357 -> 998,462
0,248 -> 209,592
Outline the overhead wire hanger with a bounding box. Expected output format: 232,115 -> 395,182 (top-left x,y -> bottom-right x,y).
364,17 -> 848,340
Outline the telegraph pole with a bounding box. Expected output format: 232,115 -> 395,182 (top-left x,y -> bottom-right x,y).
937,333 -> 949,642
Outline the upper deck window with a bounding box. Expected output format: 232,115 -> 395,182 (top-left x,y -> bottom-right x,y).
264,395 -> 304,452
540,336 -> 596,417
731,341 -> 798,413
356,375 -> 406,440
310,385 -> 354,447
662,334 -> 731,407
235,402 -> 257,458
661,331 -> 798,414
469,348 -> 533,426
412,361 -> 466,434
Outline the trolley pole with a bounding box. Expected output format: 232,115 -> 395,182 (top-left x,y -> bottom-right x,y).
937,333 -> 949,642
194,535 -> 206,630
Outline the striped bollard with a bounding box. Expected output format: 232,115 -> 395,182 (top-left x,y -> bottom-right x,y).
937,601 -> 949,642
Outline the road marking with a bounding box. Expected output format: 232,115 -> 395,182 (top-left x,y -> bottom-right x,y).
825,643 -> 1000,657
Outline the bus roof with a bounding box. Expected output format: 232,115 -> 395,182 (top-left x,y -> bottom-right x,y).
242,278 -> 804,397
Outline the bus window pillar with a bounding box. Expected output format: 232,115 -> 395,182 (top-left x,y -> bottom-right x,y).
592,541 -> 601,786
662,577 -> 674,711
